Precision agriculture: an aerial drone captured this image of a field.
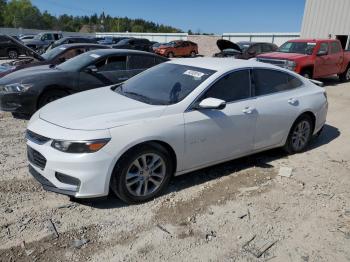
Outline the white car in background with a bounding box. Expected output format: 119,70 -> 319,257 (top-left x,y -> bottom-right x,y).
26,58 -> 328,204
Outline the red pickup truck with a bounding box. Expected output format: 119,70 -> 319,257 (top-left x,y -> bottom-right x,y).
256,39 -> 350,81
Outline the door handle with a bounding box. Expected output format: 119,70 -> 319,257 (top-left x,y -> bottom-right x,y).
242,106 -> 255,114
288,98 -> 298,105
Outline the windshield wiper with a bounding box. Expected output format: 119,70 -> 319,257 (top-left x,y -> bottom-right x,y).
123,91 -> 153,103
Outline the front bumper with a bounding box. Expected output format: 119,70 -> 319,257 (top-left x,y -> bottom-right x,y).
26,129 -> 114,198
0,92 -> 37,114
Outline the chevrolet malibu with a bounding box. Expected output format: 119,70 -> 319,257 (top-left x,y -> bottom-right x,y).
26,58 -> 328,204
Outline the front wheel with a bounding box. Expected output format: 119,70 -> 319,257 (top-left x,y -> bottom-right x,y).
7,49 -> 18,59
190,51 -> 196,57
339,66 -> 350,82
38,89 -> 68,109
284,115 -> 313,154
167,52 -> 174,58
110,143 -> 173,204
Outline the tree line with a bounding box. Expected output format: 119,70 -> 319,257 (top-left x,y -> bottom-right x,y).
0,0 -> 182,33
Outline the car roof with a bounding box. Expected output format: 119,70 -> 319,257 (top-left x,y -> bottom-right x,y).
59,43 -> 109,49
287,39 -> 337,43
85,48 -> 162,57
168,57 -> 286,72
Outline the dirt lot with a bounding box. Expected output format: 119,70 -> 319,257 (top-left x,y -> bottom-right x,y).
0,78 -> 349,262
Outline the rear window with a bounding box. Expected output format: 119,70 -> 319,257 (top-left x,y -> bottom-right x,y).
253,69 -> 303,96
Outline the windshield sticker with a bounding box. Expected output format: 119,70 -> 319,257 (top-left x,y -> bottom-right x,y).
90,54 -> 100,59
59,47 -> 66,50
183,70 -> 206,79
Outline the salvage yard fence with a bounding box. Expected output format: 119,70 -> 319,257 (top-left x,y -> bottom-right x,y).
222,32 -> 300,46
0,27 -> 301,47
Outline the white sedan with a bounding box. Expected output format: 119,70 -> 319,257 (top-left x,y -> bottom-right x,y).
26,58 -> 328,203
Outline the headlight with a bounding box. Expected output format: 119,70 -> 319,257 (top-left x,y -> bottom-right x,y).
51,138 -> 111,153
285,60 -> 296,71
0,83 -> 33,93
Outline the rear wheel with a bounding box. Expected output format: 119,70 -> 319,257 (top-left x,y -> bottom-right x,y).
38,89 -> 68,109
167,52 -> 174,58
339,66 -> 350,82
284,115 -> 313,154
190,51 -> 196,57
110,143 -> 173,204
7,49 -> 18,59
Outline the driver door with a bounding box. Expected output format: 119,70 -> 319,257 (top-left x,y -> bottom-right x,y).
183,69 -> 257,171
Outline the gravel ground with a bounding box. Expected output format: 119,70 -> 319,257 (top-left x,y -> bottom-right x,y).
0,78 -> 350,262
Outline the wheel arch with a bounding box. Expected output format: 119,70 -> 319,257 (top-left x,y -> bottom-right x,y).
36,85 -> 73,109
300,65 -> 314,77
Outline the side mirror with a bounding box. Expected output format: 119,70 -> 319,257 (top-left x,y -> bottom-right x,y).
317,50 -> 328,56
196,97 -> 226,110
84,65 -> 98,73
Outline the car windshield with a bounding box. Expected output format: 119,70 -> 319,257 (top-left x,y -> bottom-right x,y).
114,63 -> 215,105
57,51 -> 99,71
41,46 -> 66,60
237,43 -> 251,51
278,42 -> 316,55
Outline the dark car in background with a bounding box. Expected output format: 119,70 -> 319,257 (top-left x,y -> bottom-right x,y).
214,39 -> 278,59
155,40 -> 198,58
98,37 -> 128,45
0,34 -> 29,59
0,43 -> 109,78
47,37 -> 97,50
0,49 -> 168,116
112,38 -> 152,52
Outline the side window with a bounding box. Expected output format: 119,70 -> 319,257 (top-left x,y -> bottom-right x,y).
317,43 -> 329,54
53,34 -> 60,40
44,34 -> 53,41
253,69 -> 302,96
330,42 -> 341,54
262,44 -> 272,52
129,55 -> 156,70
249,44 -> 262,54
95,56 -> 127,71
203,70 -> 251,102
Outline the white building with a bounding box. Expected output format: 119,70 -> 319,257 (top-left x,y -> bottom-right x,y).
301,0 -> 350,49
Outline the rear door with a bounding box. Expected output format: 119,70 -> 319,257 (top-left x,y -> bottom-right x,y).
183,69 -> 257,170
314,42 -> 331,77
95,55 -> 129,83
252,68 -> 304,150
328,41 -> 344,74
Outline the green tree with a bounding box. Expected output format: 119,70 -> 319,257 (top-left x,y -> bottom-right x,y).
0,0 -> 7,26
3,0 -> 43,28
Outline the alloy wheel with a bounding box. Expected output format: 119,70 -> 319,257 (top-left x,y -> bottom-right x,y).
346,68 -> 350,81
291,120 -> 311,151
125,153 -> 166,197
8,50 -> 18,59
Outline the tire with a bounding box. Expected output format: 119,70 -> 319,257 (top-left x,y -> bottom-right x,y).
167,52 -> 174,58
7,49 -> 18,59
284,115 -> 314,154
190,51 -> 196,57
38,89 -> 68,109
110,143 -> 174,204
339,66 -> 350,82
301,69 -> 312,79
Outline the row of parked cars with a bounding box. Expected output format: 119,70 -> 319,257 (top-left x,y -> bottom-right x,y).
0,33 -> 347,204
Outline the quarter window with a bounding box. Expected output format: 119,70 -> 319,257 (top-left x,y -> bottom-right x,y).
203,70 -> 251,102
253,69 -> 302,96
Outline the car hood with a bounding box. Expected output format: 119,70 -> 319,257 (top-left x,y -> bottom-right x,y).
257,52 -> 309,60
39,86 -> 167,131
10,37 -> 44,61
216,39 -> 242,52
0,65 -> 60,83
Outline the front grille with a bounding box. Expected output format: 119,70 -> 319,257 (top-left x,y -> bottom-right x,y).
27,146 -> 47,170
26,130 -> 50,145
257,58 -> 287,67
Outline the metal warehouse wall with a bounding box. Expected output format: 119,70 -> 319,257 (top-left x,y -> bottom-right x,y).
301,0 -> 350,38
222,33 -> 300,47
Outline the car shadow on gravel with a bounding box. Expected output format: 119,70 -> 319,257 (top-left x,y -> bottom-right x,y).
76,124 -> 339,209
